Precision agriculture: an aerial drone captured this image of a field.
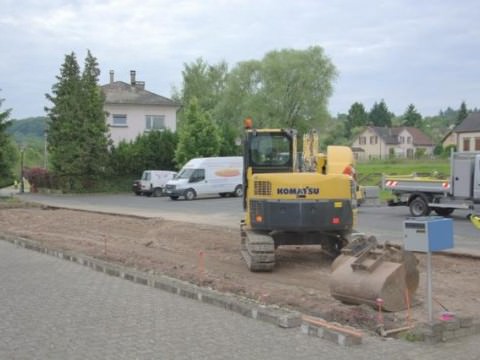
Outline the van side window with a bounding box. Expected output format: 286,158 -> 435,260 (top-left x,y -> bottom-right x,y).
189,169 -> 205,182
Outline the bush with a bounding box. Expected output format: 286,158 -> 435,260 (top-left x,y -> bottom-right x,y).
23,167 -> 57,192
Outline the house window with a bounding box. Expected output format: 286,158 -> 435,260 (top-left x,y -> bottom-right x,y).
145,115 -> 165,131
407,137 -> 412,144
369,136 -> 377,145
463,137 -> 470,151
359,136 -> 366,145
475,137 -> 480,151
112,114 -> 127,127
399,136 -> 404,144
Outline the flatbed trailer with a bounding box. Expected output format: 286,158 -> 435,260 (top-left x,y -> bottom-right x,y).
383,152 -> 480,216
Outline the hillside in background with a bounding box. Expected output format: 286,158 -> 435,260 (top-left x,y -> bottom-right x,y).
7,117 -> 46,143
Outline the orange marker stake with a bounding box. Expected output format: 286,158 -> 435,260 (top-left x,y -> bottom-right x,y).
376,298 -> 384,325
198,251 -> 205,278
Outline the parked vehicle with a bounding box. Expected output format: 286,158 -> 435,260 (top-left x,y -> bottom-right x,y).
137,170 -> 177,197
132,179 -> 142,196
165,157 -> 243,200
384,152 -> 480,216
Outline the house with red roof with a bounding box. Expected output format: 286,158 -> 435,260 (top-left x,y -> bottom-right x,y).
351,126 -> 435,160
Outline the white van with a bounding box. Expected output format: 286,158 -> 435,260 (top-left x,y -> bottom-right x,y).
165,157 -> 243,200
138,170 -> 177,197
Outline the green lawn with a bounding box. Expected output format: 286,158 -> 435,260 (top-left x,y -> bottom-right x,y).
356,158 -> 450,186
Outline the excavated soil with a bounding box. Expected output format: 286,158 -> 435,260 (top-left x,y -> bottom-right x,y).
1,204 -> 479,334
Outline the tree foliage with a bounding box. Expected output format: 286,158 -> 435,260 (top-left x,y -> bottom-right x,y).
345,102 -> 368,137
402,104 -> 422,128
0,92 -> 17,186
456,101 -> 468,125
45,51 -> 110,191
109,129 -> 178,176
221,47 -> 337,133
175,97 -> 221,167
369,100 -> 393,127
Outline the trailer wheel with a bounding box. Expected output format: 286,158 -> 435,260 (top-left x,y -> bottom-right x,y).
433,208 -> 454,216
409,197 -> 431,217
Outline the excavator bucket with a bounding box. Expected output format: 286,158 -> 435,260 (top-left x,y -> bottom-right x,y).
330,235 -> 419,312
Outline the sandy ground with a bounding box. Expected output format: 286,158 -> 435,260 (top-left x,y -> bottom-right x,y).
1,204 -> 479,333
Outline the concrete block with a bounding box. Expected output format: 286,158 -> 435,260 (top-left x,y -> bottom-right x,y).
178,287 -> 197,300
277,312 -> 302,328
443,319 -> 460,331
255,307 -> 278,325
135,276 -> 148,285
459,316 -> 473,328
94,264 -> 104,272
201,292 -> 231,309
229,301 -> 255,317
154,280 -> 178,294
322,328 -> 340,344
338,333 -> 362,346
105,268 -> 120,277
124,273 -> 134,281
424,334 -> 442,344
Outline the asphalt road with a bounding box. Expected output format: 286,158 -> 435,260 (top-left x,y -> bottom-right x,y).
18,192 -> 480,254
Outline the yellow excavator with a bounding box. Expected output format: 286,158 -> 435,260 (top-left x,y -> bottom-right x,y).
240,118 -> 419,312
240,119 -> 357,271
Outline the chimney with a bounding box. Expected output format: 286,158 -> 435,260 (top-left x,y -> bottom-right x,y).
109,70 -> 114,84
130,70 -> 136,85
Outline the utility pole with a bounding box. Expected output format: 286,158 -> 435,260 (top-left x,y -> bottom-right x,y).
44,129 -> 48,169
20,145 -> 25,193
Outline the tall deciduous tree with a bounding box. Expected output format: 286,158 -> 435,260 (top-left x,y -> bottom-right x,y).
221,46 -> 337,133
369,100 -> 393,127
173,58 -> 235,155
402,104 -> 422,128
0,92 -> 17,185
175,97 -> 221,167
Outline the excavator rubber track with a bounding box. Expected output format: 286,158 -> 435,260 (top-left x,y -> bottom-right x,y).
241,225 -> 275,272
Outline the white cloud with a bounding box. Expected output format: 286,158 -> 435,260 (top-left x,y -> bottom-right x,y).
1,0 -> 479,118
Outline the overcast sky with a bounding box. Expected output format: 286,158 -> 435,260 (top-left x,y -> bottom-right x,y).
1,0 -> 479,120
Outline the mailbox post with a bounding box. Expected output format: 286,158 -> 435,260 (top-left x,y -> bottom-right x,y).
403,216 -> 454,323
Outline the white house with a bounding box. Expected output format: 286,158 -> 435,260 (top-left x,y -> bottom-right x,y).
351,126 -> 434,160
101,70 -> 180,145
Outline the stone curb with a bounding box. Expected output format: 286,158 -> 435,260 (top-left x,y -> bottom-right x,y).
0,234 -> 302,330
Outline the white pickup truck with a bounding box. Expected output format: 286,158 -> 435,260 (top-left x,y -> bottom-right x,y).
383,152 -> 480,216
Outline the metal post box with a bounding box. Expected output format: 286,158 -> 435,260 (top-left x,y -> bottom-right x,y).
403,216 -> 454,252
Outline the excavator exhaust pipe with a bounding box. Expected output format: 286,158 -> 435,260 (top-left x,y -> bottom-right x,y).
330,235 -> 419,312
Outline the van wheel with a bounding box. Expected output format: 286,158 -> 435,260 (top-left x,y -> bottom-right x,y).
152,188 -> 163,197
184,189 -> 196,201
233,185 -> 243,197
169,196 -> 179,200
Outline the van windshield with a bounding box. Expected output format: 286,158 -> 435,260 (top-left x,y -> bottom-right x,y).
141,172 -> 150,181
176,168 -> 195,179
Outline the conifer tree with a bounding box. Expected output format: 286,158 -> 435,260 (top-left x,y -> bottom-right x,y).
45,52 -> 83,189
0,92 -> 16,184
45,51 -> 110,190
80,50 -> 111,183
